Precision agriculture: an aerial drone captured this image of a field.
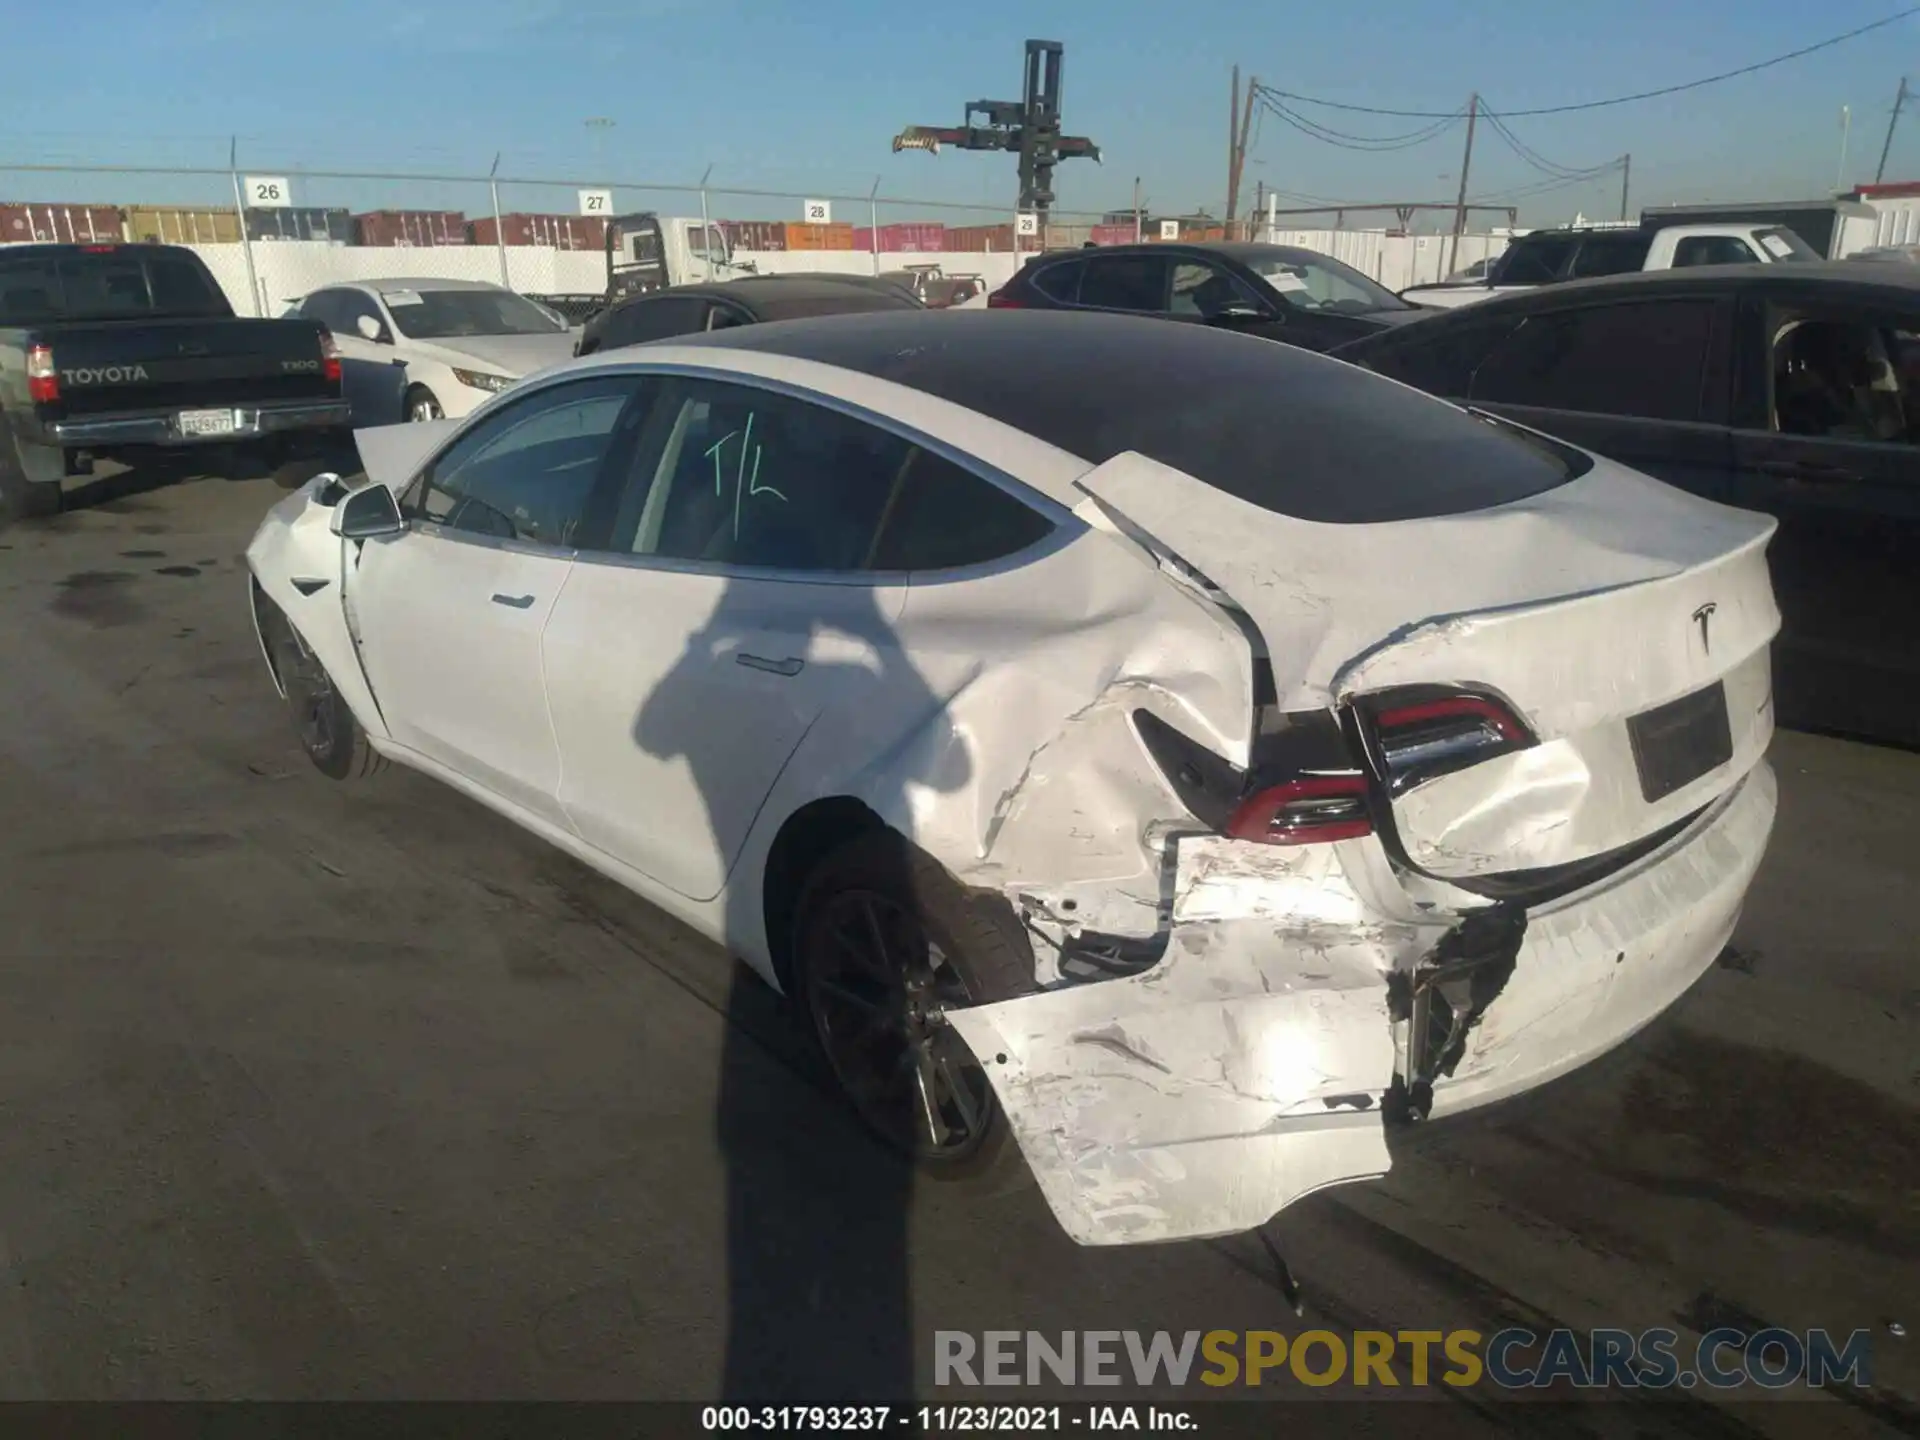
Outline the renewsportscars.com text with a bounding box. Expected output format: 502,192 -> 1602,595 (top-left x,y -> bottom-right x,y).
934,1327 -> 1873,1391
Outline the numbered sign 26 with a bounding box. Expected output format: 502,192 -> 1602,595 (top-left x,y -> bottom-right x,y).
246,176 -> 292,210
802,199 -> 832,224
578,189 -> 612,217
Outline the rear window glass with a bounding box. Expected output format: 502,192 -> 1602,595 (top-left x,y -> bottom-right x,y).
684,311 -> 1589,523
0,249 -> 229,324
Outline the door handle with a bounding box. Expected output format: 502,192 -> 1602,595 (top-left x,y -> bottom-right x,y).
1755,459 -> 1856,485
736,653 -> 804,677
490,593 -> 536,609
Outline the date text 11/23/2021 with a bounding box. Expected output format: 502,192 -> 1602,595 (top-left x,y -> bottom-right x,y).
700,1407 -> 1196,1432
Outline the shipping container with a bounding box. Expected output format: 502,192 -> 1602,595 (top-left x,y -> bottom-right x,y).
946,224 -> 1042,253
353,210 -> 469,247
246,206 -> 352,243
124,204 -> 242,245
861,221 -> 947,253
469,212 -> 606,250
718,220 -> 787,252
1089,224 -> 1137,246
1042,224 -> 1094,249
782,221 -> 856,251
0,202 -> 124,244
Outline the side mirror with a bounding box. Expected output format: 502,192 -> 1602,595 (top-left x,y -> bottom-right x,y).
329,483 -> 406,539
355,314 -> 388,343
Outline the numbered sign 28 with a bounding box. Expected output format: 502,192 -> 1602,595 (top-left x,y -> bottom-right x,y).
578,189 -> 612,217
245,176 -> 292,210
802,199 -> 832,224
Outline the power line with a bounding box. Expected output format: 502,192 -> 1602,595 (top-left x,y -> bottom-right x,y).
1255,94 -> 1464,150
1256,7 -> 1920,118
1479,106 -> 1620,180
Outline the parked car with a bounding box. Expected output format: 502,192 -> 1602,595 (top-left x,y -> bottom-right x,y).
984,241 -> 1427,351
1333,262 -> 1918,744
879,265 -> 986,308
291,279 -> 577,422
575,274 -> 922,356
0,242 -> 349,518
1402,222 -> 1820,309
246,310 -> 1778,1247
1846,245 -> 1920,266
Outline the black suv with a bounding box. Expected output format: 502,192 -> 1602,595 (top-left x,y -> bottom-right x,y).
986,242 -> 1426,352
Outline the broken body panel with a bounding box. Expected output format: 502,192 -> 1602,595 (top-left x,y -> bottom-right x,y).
949,448 -> 1781,1246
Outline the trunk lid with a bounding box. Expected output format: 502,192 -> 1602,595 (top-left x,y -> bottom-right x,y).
34,317 -> 336,418
1074,449 -> 1780,880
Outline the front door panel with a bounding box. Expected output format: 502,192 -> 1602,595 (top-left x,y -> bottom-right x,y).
349,529 -> 575,825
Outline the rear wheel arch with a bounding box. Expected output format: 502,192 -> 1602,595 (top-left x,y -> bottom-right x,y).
760,796 -> 888,994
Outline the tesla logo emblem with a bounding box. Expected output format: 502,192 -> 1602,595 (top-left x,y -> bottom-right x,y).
1692,602 -> 1718,654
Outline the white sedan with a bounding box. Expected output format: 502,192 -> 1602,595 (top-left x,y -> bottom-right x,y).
291,278 -> 578,422
244,310 -> 1780,1247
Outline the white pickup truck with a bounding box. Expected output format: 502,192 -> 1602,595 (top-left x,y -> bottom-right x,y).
1402,222 -> 1820,310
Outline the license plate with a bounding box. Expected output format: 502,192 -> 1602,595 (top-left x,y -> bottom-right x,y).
1627,681 -> 1734,803
178,408 -> 238,437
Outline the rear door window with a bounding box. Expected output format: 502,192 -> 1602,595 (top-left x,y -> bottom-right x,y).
1492,236 -> 1577,285
1078,254 -> 1170,312
1471,300 -> 1716,421
1029,259 -> 1082,302
1673,235 -> 1760,268
1354,315 -> 1527,398
1568,233 -> 1652,278
596,296 -> 712,351
605,379 -> 1054,572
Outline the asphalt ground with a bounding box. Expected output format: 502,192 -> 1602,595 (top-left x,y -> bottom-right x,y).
0,463 -> 1913,1435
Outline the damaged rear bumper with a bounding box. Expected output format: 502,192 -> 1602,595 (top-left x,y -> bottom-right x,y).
946,760 -> 1777,1247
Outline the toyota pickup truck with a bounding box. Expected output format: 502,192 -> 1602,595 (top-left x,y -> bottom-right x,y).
1400,222 -> 1821,310
0,242 -> 350,518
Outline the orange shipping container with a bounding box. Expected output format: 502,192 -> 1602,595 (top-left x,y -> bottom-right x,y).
782,221 -> 856,251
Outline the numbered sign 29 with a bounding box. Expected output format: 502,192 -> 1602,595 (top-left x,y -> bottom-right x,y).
1014,212 -> 1039,237
245,176 -> 292,210
802,199 -> 832,224
578,189 -> 612,217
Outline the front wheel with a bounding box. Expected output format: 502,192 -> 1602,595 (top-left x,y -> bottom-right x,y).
405,386 -> 444,423
258,600 -> 385,781
792,830 -> 1035,1184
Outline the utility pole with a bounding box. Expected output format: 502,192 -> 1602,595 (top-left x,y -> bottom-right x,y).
1133,176 -> 1143,242
1619,153 -> 1631,222
1225,68 -> 1259,237
1838,106 -> 1852,191
1875,77 -> 1908,184
1448,93 -> 1478,276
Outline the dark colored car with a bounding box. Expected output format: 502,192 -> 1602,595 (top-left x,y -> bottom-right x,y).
983,241 -> 1427,351
0,243 -> 350,518
1332,262 -> 1920,745
575,274 -> 923,357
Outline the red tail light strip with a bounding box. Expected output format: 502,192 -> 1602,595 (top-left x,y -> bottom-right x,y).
26,344 -> 58,404
1226,775 -> 1373,846
1375,695 -> 1528,742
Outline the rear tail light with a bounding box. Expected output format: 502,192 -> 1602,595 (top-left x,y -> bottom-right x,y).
986,289 -> 1023,309
26,344 -> 58,403
1370,692 -> 1532,794
1226,775 -> 1373,846
318,328 -> 342,384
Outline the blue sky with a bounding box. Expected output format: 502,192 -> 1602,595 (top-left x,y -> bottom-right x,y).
3,0 -> 1916,227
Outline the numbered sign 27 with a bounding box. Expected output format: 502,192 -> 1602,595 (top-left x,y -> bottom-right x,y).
802,199 -> 832,225
578,189 -> 612,217
245,176 -> 292,210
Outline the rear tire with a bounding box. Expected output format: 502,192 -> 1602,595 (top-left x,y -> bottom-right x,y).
405,386 -> 444,423
792,829 -> 1035,1187
258,601 -> 385,781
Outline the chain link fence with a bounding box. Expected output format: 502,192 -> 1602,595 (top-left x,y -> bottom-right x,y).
2,154 -> 1510,307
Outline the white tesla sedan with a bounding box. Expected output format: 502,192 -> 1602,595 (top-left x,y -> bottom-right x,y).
290,278 -> 578,422
245,310 -> 1780,1248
